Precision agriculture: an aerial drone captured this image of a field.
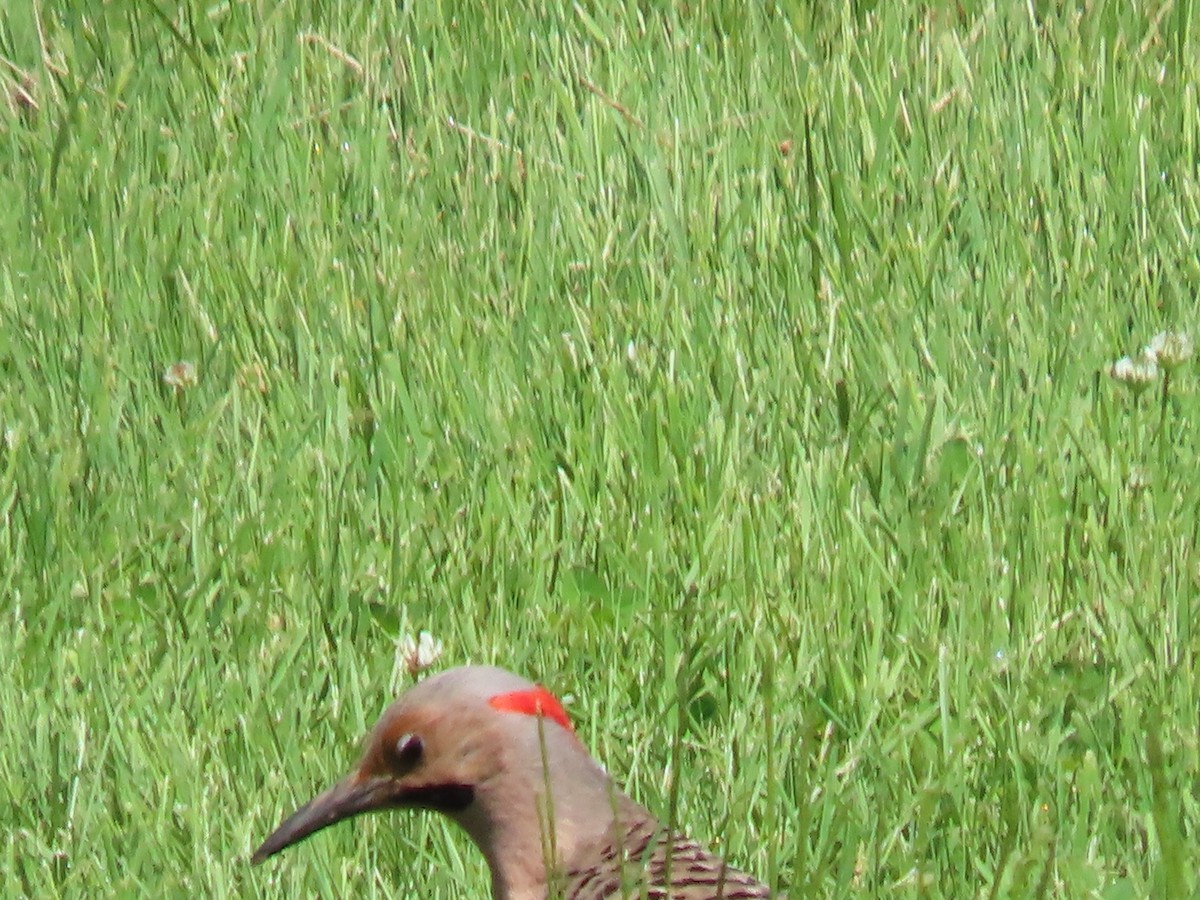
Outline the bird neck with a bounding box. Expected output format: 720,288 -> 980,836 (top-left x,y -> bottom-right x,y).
480,792 -> 656,900
447,732 -> 646,899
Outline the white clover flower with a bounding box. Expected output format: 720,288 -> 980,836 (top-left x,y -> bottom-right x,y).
1109,352 -> 1158,394
1144,330 -> 1193,371
398,630 -> 443,677
163,360 -> 198,391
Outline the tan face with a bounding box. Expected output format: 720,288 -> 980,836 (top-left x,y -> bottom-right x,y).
251,674 -> 573,865
250,706 -> 476,863
357,698 -> 499,811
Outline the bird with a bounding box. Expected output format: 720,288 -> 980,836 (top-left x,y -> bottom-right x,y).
252,665 -> 773,899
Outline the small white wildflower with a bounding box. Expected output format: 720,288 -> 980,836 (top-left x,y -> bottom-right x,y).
991,648 -> 1008,673
163,360 -> 198,391
1144,330 -> 1193,371
398,630 -> 443,677
1109,353 -> 1158,394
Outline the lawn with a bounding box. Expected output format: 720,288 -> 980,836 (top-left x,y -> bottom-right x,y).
1,2 -> 1197,896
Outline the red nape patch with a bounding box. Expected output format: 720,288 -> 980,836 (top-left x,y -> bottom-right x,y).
489,686 -> 574,733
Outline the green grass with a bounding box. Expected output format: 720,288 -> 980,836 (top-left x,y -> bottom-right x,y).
1,2 -> 1198,896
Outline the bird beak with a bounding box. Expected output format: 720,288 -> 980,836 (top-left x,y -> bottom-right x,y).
251,774 -> 399,864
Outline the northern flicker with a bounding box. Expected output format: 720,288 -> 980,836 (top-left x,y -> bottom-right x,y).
253,665 -> 773,899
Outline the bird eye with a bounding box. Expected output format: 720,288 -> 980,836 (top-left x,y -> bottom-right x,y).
394,732 -> 423,767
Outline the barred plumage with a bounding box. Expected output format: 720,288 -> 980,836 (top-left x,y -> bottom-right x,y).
253,666 -> 773,898
564,805 -> 771,898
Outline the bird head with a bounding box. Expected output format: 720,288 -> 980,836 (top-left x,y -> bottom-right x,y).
251,665 -> 610,872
